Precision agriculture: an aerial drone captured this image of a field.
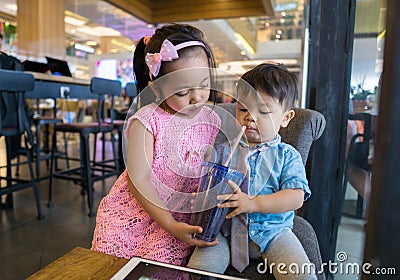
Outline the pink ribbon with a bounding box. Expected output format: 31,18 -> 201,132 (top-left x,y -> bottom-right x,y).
145,39 -> 179,77
145,39 -> 206,77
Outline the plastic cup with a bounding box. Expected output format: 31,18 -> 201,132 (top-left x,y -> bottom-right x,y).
190,161 -> 246,242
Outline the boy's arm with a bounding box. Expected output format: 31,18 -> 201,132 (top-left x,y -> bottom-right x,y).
218,181 -> 304,218
250,188 -> 304,214
219,147 -> 309,217
255,147 -> 309,213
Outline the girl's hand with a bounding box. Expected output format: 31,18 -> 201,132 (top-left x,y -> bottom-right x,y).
171,222 -> 219,247
217,180 -> 255,219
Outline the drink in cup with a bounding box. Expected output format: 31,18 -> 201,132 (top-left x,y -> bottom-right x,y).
190,161 -> 246,242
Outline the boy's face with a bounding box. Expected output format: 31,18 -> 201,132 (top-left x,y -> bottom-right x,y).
236,90 -> 294,147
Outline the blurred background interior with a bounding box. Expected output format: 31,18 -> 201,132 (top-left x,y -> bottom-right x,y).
0,0 -> 385,108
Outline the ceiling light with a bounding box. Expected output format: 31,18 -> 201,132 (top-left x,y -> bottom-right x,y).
277,30 -> 282,34
86,41 -> 98,46
234,33 -> 255,55
281,12 -> 286,17
77,26 -> 121,37
280,19 -> 285,23
111,39 -> 135,51
218,59 -> 299,76
240,51 -> 246,56
274,2 -> 298,12
275,34 -> 281,39
65,16 -> 87,27
75,43 -> 95,53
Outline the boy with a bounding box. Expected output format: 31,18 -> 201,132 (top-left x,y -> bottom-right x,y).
188,63 -> 316,279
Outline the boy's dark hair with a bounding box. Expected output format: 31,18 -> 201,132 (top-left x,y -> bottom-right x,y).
133,23 -> 216,96
237,63 -> 298,110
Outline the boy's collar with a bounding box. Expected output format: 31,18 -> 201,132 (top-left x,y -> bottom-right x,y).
239,134 -> 281,151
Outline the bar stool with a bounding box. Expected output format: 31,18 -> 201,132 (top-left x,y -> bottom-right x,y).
105,82 -> 137,174
48,77 -> 121,216
0,69 -> 44,219
31,98 -> 66,180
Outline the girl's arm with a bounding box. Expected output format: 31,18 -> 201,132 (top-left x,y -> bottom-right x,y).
126,120 -> 218,247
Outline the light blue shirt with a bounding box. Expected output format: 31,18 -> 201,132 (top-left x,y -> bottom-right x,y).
213,134 -> 311,252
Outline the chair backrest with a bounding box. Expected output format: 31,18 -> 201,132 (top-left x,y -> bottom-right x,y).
0,70 -> 35,158
90,77 -> 122,97
124,82 -> 137,98
0,69 -> 35,137
0,52 -> 24,71
347,112 -> 376,170
280,108 -> 326,165
90,77 -> 122,124
212,103 -> 326,165
0,69 -> 34,92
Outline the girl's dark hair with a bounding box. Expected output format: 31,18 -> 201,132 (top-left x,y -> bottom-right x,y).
133,37 -> 149,93
237,63 -> 298,110
133,23 -> 216,99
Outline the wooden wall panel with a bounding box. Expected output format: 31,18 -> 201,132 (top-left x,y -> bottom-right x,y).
105,0 -> 153,22
152,0 -> 273,22
106,0 -> 274,23
17,0 -> 65,58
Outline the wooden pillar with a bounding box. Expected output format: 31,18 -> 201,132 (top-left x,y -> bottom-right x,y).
100,37 -> 113,54
362,1 -> 400,278
17,0 -> 65,58
304,0 -> 356,274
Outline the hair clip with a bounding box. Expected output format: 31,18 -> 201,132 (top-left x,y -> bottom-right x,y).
143,36 -> 152,45
145,39 -> 206,77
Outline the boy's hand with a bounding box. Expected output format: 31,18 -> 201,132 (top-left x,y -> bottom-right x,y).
217,180 -> 255,218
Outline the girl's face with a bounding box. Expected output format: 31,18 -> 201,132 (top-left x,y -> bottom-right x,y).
236,90 -> 294,147
161,51 -> 210,116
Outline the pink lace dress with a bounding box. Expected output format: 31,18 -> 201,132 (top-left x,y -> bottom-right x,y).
91,103 -> 220,265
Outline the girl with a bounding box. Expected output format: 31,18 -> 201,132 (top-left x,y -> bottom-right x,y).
91,24 -> 221,266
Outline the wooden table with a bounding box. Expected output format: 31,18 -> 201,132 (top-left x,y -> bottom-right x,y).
27,247 -> 128,280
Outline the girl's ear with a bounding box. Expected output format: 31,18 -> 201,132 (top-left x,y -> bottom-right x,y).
281,109 -> 295,128
148,80 -> 161,101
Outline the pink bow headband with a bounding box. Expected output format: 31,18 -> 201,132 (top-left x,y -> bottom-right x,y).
145,39 -> 206,77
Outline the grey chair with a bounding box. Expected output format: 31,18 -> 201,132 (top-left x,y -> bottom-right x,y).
210,103 -> 326,280
0,69 -> 44,219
